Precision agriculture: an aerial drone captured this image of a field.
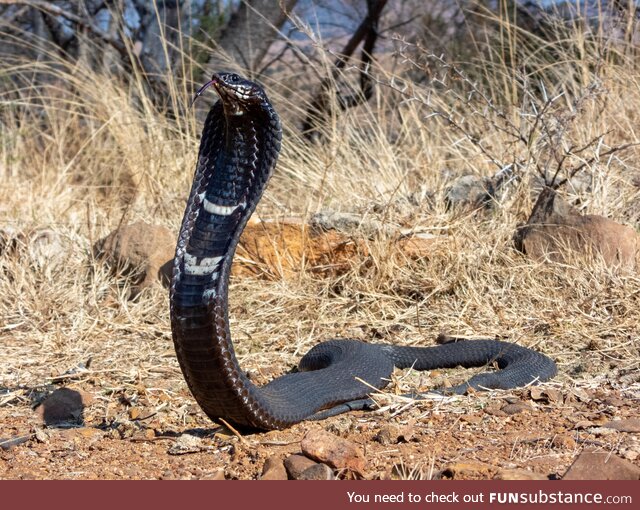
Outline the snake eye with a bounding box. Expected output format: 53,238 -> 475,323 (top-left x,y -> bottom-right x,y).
228,74 -> 240,84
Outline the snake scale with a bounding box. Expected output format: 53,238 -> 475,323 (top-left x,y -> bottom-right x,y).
170,72 -> 557,430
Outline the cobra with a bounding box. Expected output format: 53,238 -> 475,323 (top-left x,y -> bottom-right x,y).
170,72 -> 557,430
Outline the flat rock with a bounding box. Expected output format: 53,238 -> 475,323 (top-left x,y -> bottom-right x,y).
310,211 -> 394,237
260,457 -> 288,480
494,468 -> 547,480
284,454 -> 318,479
514,187 -> 639,268
301,429 -> 366,474
94,221 -> 175,294
440,461 -> 497,480
563,449 -> 640,480
167,434 -> 204,455
35,388 -> 94,426
603,419 -> 640,433
58,427 -> 104,441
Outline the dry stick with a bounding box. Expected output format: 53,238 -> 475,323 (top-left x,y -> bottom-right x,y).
218,418 -> 248,445
553,142 -> 640,189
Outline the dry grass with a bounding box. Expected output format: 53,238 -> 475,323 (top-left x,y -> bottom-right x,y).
1,5 -> 639,426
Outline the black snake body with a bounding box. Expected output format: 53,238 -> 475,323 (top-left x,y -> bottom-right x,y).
170,73 -> 557,430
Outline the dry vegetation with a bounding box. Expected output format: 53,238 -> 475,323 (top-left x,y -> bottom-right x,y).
1,3 -> 639,479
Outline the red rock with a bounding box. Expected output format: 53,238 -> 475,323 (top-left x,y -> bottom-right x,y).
35,388 -> 94,426
563,449 -> 640,480
260,457 -> 288,480
514,188 -> 639,268
94,221 -> 175,294
301,429 -> 366,474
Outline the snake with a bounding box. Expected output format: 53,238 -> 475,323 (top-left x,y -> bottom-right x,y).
170,72 -> 557,431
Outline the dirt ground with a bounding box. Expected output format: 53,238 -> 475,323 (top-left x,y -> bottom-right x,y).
1,359 -> 638,480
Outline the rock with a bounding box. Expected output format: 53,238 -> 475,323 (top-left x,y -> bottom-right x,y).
29,229 -> 68,267
167,434 -> 204,455
494,468 -> 547,480
445,175 -> 494,209
93,221 -> 175,294
297,463 -> 335,480
529,387 -> 546,401
200,469 -> 225,480
501,402 -> 531,415
58,427 -> 104,441
440,461 -> 497,479
0,435 -> 31,451
445,166 -> 514,209
563,449 -> 640,480
301,429 -> 366,474
460,414 -> 483,424
234,220 -> 367,279
514,187 -> 639,268
374,427 -> 394,445
284,454 -> 319,479
0,227 -> 68,268
544,388 -> 563,403
573,420 -> 596,430
552,433 -> 577,450
603,419 -> 640,433
310,211 -> 394,238
35,388 -> 94,426
395,234 -> 437,259
590,427 -> 620,437
34,428 -> 49,443
260,457 -> 288,480
372,424 -> 416,445
620,445 -> 640,462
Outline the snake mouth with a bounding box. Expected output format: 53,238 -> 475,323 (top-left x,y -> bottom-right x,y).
191,72 -> 264,109
190,75 -> 219,107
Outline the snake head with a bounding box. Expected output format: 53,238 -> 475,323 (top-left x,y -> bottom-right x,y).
191,72 -> 268,110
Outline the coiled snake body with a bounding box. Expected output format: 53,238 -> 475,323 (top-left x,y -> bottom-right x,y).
170,73 -> 557,430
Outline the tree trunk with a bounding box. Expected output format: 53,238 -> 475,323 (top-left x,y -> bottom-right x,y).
204,0 -> 299,76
